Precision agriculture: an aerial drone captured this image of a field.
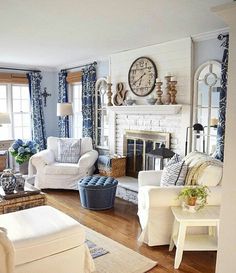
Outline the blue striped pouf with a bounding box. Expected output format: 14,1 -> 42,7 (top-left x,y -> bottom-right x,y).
78,176 -> 118,210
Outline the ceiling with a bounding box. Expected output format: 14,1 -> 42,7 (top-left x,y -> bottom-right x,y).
0,0 -> 230,69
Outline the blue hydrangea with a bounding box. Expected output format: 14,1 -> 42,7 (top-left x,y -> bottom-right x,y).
12,142 -> 19,150
31,148 -> 37,154
25,147 -> 31,153
16,139 -> 23,145
18,147 -> 25,154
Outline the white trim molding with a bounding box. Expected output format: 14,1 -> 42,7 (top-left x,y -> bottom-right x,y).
108,105 -> 182,115
191,27 -> 229,42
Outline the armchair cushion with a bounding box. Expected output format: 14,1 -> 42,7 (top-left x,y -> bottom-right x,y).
56,138 -> 81,163
44,163 -> 80,175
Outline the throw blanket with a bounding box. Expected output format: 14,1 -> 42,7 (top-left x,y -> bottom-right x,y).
0,228 -> 14,273
185,157 -> 223,185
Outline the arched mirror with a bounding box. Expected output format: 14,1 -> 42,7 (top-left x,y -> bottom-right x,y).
193,60 -> 221,154
95,77 -> 109,148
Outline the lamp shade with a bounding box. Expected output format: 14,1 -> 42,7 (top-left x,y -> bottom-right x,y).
0,112 -> 10,125
57,103 -> 73,116
193,123 -> 204,132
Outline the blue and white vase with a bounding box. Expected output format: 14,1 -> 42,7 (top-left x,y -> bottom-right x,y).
15,173 -> 25,191
1,169 -> 16,195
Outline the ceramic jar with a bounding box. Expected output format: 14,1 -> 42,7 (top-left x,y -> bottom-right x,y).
15,173 -> 25,191
0,169 -> 16,194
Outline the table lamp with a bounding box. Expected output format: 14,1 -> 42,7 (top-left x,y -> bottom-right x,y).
0,112 -> 10,126
57,103 -> 73,117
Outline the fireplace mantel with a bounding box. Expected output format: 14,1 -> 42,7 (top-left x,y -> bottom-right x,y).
108,104 -> 182,115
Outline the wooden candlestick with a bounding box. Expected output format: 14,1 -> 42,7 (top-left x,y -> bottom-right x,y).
107,83 -> 113,106
155,81 -> 163,105
164,75 -> 171,105
169,80 -> 178,104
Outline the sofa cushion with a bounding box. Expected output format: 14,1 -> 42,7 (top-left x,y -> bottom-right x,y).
160,154 -> 187,187
0,206 -> 85,266
44,162 -> 79,175
184,151 -> 223,186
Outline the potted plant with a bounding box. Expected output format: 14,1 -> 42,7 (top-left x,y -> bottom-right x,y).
177,185 -> 209,211
9,139 -> 38,174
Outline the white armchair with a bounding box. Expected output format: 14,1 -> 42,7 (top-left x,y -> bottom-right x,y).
29,137 -> 98,190
137,170 -> 222,246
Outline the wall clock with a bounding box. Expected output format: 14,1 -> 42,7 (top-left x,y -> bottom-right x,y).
128,57 -> 157,97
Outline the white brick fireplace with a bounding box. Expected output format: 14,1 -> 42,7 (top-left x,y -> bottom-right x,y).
108,104 -> 190,157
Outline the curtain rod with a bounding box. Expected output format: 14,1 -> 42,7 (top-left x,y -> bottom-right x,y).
0,67 -> 41,73
61,61 -> 97,72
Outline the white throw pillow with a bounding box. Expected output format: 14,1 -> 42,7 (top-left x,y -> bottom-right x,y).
196,165 -> 223,187
56,139 -> 81,163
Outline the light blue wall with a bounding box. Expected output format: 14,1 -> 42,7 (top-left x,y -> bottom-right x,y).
97,59 -> 109,79
41,71 -> 58,138
41,60 -> 109,138
194,37 -> 224,71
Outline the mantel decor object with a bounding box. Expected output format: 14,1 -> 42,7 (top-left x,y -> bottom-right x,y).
155,80 -> 163,105
106,76 -> 113,106
113,82 -> 128,106
170,78 -> 178,104
164,75 -> 172,104
128,57 -> 157,97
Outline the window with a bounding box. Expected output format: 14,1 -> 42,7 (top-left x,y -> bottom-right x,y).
71,83 -> 83,138
0,83 -> 31,141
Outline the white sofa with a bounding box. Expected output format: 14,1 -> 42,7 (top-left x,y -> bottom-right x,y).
29,137 -> 98,190
0,206 -> 95,273
137,152 -> 223,246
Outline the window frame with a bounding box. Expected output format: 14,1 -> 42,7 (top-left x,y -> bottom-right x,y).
192,60 -> 221,154
0,82 -> 31,141
95,77 -> 109,150
69,82 -> 83,139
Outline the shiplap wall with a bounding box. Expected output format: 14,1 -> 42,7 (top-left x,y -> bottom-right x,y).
111,37 -> 192,105
108,38 -> 192,155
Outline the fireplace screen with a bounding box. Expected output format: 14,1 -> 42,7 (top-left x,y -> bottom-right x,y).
124,130 -> 170,178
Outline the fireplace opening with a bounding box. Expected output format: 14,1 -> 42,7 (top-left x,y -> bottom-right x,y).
124,130 -> 171,178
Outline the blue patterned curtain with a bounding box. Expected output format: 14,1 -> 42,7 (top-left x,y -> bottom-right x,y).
215,34 -> 229,162
82,64 -> 97,141
58,71 -> 69,137
27,72 -> 47,150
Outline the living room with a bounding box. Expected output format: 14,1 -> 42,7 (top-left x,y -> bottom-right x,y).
0,1 -> 235,273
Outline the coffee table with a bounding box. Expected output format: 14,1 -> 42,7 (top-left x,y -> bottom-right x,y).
0,182 -> 46,214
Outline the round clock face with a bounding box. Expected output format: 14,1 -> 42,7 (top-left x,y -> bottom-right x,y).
128,57 -> 157,97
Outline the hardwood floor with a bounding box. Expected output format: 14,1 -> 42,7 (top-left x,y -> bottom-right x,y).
44,189 -> 216,273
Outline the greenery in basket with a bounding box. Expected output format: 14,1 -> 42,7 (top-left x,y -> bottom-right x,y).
177,185 -> 209,210
9,139 -> 38,164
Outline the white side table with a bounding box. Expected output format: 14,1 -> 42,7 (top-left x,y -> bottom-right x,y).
169,206 -> 220,269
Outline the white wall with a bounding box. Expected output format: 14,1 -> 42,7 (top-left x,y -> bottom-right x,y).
108,38 -> 192,154
111,37 -> 192,105
214,4 -> 236,273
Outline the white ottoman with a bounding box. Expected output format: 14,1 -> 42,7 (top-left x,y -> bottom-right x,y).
0,205 -> 95,273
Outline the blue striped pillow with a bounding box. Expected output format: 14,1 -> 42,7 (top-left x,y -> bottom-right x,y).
160,154 -> 187,186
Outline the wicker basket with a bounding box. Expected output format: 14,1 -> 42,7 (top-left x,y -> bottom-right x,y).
99,157 -> 126,177
0,155 -> 7,171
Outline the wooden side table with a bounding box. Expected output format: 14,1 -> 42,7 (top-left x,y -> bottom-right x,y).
169,206 -> 220,269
